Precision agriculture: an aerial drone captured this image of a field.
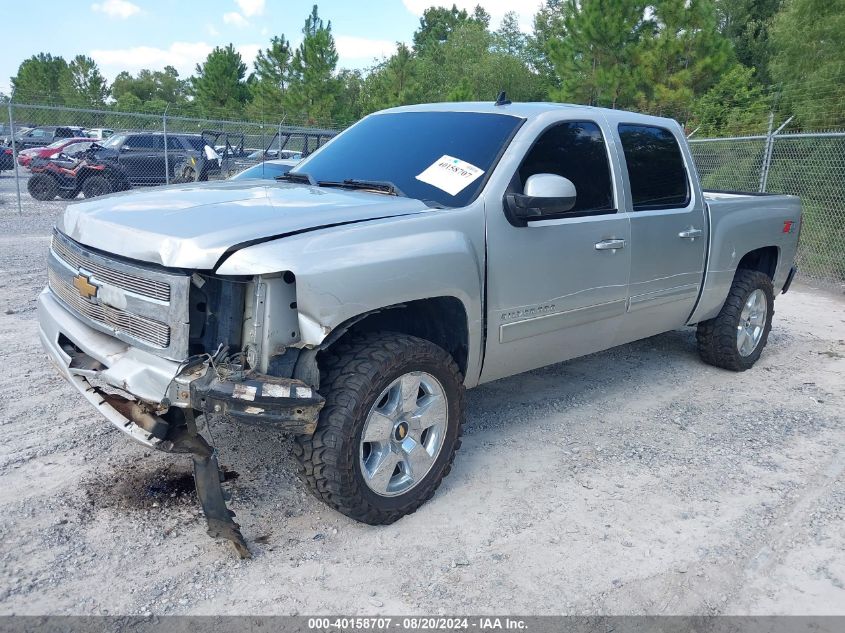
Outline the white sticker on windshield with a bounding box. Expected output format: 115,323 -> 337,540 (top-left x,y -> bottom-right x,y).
415,155 -> 485,196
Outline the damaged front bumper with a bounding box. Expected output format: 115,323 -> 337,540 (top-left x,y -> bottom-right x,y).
37,287 -> 325,556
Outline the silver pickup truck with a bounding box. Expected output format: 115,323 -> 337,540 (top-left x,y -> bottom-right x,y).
38,101 -> 801,556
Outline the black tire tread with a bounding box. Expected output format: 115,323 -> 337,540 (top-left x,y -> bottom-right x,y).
696,269 -> 774,371
293,332 -> 465,525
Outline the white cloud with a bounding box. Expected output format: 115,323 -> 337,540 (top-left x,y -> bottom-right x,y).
401,0 -> 537,32
91,0 -> 141,19
235,0 -> 265,17
223,11 -> 249,27
205,23 -> 219,36
335,36 -> 398,62
90,42 -> 262,81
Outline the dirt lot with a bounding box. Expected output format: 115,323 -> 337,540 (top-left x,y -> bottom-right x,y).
0,177 -> 843,616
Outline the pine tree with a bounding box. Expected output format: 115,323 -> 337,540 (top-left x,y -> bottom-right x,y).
638,0 -> 733,122
548,0 -> 648,109
286,5 -> 340,124
192,44 -> 250,116
248,36 -> 292,118
494,11 -> 528,60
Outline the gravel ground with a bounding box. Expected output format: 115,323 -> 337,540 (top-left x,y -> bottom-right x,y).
0,174 -> 843,616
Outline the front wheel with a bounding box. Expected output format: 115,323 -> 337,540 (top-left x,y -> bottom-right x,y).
294,332 -> 465,525
27,174 -> 58,201
696,269 -> 774,371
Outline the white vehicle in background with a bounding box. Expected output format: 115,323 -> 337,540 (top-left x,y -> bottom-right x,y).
85,128 -> 114,140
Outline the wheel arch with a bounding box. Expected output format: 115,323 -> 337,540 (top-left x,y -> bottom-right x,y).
736,245 -> 779,281
323,297 -> 470,378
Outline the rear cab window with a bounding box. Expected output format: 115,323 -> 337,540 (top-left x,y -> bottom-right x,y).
617,124 -> 690,210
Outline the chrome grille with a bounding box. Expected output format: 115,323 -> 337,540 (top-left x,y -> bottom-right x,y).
51,233 -> 171,302
48,266 -> 171,349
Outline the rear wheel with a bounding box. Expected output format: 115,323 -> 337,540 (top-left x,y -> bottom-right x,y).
294,332 -> 465,525
27,174 -> 59,201
696,269 -> 774,371
82,175 -> 112,198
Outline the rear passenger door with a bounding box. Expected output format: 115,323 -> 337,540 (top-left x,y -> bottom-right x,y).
615,123 -> 707,343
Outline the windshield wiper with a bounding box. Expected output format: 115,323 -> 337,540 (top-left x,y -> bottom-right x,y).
276,171 -> 315,184
316,179 -> 405,197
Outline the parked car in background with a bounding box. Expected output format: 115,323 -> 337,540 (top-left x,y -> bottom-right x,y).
76,132 -> 221,193
17,138 -> 95,168
12,126 -> 88,149
2,126 -> 32,146
228,159 -> 298,180
85,128 -> 114,140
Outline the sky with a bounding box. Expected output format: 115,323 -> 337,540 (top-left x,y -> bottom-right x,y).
2,0 -> 542,95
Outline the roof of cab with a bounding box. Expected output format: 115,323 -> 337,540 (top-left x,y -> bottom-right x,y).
376,101 -> 681,128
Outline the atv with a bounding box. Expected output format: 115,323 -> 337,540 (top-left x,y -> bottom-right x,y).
27,152 -> 129,201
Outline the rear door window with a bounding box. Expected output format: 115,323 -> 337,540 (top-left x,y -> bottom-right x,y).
124,135 -> 156,150
618,124 -> 690,210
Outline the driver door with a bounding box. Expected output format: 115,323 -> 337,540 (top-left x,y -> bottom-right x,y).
480,119 -> 631,383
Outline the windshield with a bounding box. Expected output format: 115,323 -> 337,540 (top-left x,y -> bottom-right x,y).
291,111 -> 523,207
230,161 -> 294,180
101,134 -> 126,148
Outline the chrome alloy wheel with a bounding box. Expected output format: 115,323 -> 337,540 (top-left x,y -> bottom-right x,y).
359,371 -> 448,497
737,289 -> 768,357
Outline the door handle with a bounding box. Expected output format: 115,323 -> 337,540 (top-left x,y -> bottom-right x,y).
595,239 -> 626,251
679,228 -> 703,240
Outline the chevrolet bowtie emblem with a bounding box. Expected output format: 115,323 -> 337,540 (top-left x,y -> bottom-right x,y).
72,274 -> 98,300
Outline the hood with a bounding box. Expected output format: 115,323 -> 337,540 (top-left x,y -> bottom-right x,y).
59,180 -> 430,269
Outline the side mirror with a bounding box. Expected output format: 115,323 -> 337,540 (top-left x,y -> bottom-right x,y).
504,174 -> 577,225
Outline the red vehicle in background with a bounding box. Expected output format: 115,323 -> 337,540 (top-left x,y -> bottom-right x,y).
17,138 -> 95,168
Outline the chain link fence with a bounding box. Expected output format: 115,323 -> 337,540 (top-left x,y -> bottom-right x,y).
0,102 -> 338,208
1,103 -> 843,285
690,130 -> 845,286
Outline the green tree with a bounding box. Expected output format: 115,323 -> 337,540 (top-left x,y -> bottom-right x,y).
528,0 -> 567,95
415,21 -> 543,103
769,0 -> 845,128
111,66 -> 189,108
716,0 -> 782,84
548,0 -> 648,108
334,68 -> 364,123
60,55 -> 109,107
412,4 -> 487,56
360,43 -> 418,112
248,35 -> 293,119
638,0 -> 733,122
690,64 -> 770,134
286,5 -> 340,124
11,53 -> 70,103
494,11 -> 528,60
192,44 -> 251,116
